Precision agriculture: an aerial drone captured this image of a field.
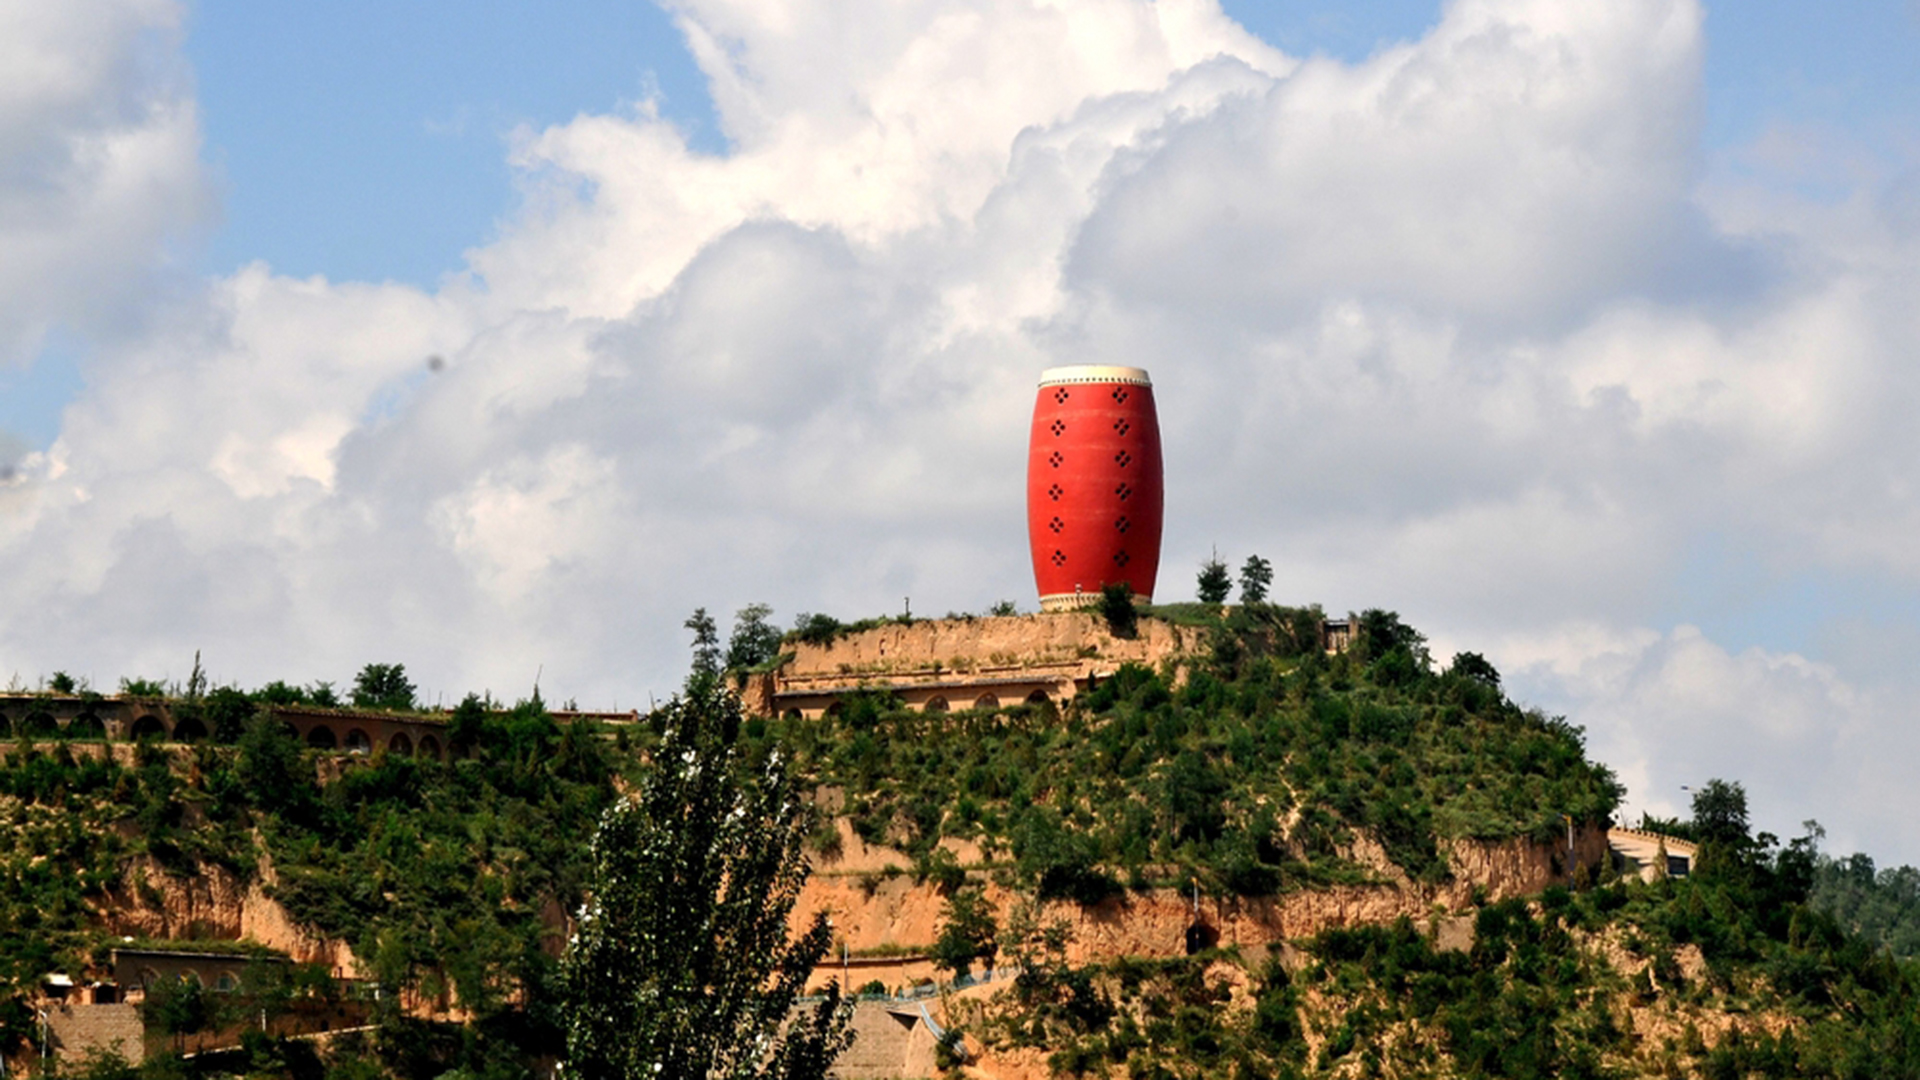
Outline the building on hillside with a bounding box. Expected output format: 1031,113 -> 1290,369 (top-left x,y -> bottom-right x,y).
738,612 -> 1207,719
0,693 -> 177,741
0,693 -> 635,753
25,946 -> 370,1068
1607,827 -> 1696,882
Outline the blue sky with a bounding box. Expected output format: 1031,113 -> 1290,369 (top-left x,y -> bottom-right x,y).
178,0 -> 1919,286
10,1 -> 1917,453
19,0 -> 1907,674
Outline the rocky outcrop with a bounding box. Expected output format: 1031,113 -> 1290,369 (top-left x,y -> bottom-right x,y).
95,853 -> 358,972
744,613 -> 1208,715
794,822 -> 1608,987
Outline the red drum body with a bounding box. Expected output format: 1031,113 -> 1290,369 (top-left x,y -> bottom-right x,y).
1027,366 -> 1164,610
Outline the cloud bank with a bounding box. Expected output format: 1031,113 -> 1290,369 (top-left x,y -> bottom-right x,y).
4,0 -> 1918,858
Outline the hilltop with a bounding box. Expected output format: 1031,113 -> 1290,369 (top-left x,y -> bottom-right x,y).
1,606 -> 1918,1079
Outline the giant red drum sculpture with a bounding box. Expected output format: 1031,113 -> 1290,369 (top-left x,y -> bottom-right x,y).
1027,365 -> 1164,610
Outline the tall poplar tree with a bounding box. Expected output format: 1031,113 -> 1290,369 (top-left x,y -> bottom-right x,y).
559,679 -> 851,1080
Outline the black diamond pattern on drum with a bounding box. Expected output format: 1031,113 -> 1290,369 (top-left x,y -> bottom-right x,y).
1050,419 -> 1066,437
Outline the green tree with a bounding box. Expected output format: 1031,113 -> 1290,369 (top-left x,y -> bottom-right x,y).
1196,553 -> 1232,605
1238,555 -> 1273,604
726,603 -> 783,672
204,686 -> 257,742
1100,582 -> 1138,639
237,715 -> 317,821
141,975 -> 223,1052
558,681 -> 852,1080
685,608 -> 722,692
1447,651 -> 1501,688
933,886 -> 1000,980
351,663 -> 416,711
447,691 -> 489,752
1691,778 -> 1755,877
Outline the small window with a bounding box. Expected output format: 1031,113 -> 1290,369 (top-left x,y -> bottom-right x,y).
924,697 -> 948,714
973,694 -> 1000,712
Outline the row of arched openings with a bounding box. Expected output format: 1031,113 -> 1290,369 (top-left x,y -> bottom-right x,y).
0,711 -> 147,740
782,688 -> 1056,720
296,724 -> 442,760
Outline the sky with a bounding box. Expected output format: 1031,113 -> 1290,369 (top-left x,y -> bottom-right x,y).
2,0 -> 1919,862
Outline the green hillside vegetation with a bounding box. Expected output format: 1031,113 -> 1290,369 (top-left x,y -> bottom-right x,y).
1,608 -> 1918,1080
0,691 -> 630,1080
960,790 -> 1920,1080
766,606 -> 1620,896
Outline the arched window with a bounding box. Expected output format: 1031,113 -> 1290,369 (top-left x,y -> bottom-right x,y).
389,733 -> 414,756
306,726 -> 338,750
215,972 -> 239,993
170,717 -> 208,743
344,729 -> 372,754
418,735 -> 442,761
130,715 -> 168,740
1025,689 -> 1051,706
973,693 -> 1000,712
923,697 -> 949,714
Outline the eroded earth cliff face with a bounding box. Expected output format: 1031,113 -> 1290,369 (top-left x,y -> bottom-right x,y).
782,614 -> 1204,680
789,817 -> 1607,990
97,852 -> 357,971
114,810 -> 1594,991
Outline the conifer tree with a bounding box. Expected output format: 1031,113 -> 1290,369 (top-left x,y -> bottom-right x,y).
559,679 -> 851,1080
1196,552 -> 1232,604
1238,555 -> 1273,604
